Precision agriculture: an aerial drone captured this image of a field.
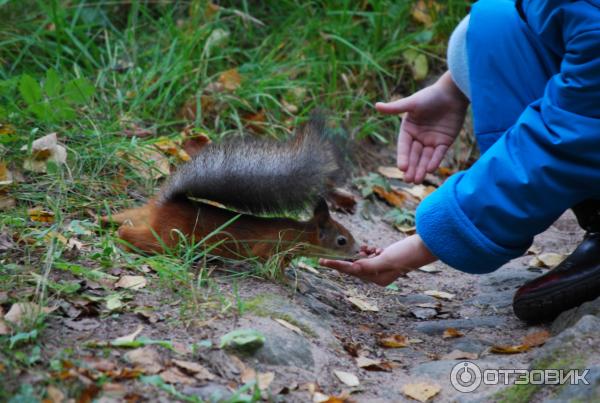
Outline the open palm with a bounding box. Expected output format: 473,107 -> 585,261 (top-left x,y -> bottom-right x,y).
377,73 -> 469,183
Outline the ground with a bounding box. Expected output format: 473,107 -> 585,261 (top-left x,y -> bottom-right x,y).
2,1 -> 600,402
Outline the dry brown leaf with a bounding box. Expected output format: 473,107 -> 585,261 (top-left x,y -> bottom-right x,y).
218,68 -> 242,91
377,166 -> 405,179
113,324 -> 144,344
274,318 -> 303,335
0,123 -> 16,136
372,185 -> 407,207
404,184 -> 436,200
243,109 -> 266,133
28,208 -> 55,223
160,367 -> 195,385
529,253 -> 565,269
153,137 -> 190,162
489,344 -> 530,354
5,302 -> 54,326
333,370 -> 359,387
442,328 -> 463,339
347,296 -> 379,312
355,356 -> 395,372
0,192 -> 16,211
441,349 -> 478,360
45,385 -> 65,403
402,382 -> 441,402
21,132 -> 67,173
257,371 -> 275,390
115,275 -> 147,290
410,0 -> 442,27
377,334 -> 408,348
522,330 -> 550,347
120,147 -> 170,180
172,359 -> 215,381
423,290 -> 455,300
0,163 -> 13,186
125,347 -> 163,374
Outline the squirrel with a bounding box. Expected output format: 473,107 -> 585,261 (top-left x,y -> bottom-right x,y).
103,112 -> 359,265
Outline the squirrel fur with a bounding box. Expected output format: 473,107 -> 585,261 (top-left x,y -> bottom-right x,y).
104,112 -> 359,264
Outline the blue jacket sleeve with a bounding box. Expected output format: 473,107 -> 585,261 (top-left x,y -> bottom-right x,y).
416,24 -> 600,274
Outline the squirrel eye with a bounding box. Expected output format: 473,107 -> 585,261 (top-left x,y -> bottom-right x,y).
336,236 -> 347,246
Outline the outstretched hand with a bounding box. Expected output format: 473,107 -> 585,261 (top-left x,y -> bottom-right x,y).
319,235 -> 438,287
376,71 -> 469,183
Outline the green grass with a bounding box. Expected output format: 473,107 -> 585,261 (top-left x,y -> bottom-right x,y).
0,0 -> 469,400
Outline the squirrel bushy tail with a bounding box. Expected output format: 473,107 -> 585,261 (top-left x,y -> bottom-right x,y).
159,112 -> 345,214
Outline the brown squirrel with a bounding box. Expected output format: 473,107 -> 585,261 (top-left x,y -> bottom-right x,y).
104,113 -> 359,264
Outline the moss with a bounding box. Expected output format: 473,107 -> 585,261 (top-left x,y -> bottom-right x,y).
243,293 -> 317,338
493,352 -> 587,403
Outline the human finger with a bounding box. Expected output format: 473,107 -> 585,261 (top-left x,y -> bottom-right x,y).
404,141 -> 423,183
318,259 -> 363,276
426,145 -> 449,173
415,146 -> 434,183
375,97 -> 417,115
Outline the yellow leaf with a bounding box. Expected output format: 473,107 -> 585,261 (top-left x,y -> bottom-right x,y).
153,137 -> 190,162
377,334 -> 409,348
522,330 -> 550,347
218,68 -> 242,91
0,163 -> 13,186
489,344 -> 530,354
0,123 -> 16,136
115,275 -> 147,290
373,185 -> 407,207
28,208 -> 55,223
423,290 -> 455,300
442,328 -> 464,339
402,382 -> 441,402
347,296 -> 379,312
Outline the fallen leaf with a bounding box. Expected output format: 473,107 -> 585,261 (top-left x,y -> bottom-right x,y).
172,359 -> 215,381
113,324 -> 144,344
355,356 -> 395,372
218,68 -> 242,91
333,370 -> 359,387
347,296 -> 379,312
160,367 -> 195,385
411,0 -> 442,27
373,185 -> 407,207
5,302 -> 54,326
243,109 -> 266,133
489,344 -> 530,354
442,328 -> 463,339
404,184 -> 436,200
274,318 -> 303,335
441,349 -> 478,360
28,208 -> 55,223
21,132 -> 67,173
527,244 -> 542,255
0,162 -> 13,186
64,318 -> 100,332
257,371 -> 275,390
522,330 -> 550,347
402,382 -> 441,403
115,275 -> 147,290
297,261 -> 319,274
153,137 -> 190,162
377,334 -> 408,348
46,385 -> 65,403
417,265 -> 441,273
377,166 -> 405,180
424,290 -> 455,300
529,253 -> 565,269
125,347 -> 163,374
0,123 -> 16,136
119,147 -> 170,180
403,49 -> 429,81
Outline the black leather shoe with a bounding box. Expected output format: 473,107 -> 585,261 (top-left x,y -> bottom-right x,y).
513,233 -> 600,322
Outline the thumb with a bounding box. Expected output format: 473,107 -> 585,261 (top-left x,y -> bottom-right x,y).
375,96 -> 417,115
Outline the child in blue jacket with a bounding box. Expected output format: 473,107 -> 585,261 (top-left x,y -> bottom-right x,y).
320,0 -> 600,321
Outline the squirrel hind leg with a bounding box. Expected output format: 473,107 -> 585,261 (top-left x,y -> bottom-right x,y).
117,225 -> 165,254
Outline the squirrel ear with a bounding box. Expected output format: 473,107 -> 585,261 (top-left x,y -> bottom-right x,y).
313,198 -> 331,230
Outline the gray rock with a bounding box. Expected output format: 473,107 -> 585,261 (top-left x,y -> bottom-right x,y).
552,296 -> 600,335
251,326 -> 315,370
411,308 -> 438,320
183,384 -> 232,402
545,365 -> 600,403
416,317 -> 505,335
396,294 -> 438,305
451,338 -> 489,355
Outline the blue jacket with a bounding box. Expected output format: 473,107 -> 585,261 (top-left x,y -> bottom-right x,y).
416,0 -> 600,273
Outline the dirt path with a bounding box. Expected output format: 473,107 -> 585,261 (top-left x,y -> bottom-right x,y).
25,202 -> 600,402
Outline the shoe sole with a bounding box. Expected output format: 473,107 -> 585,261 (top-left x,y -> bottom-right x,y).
513,270 -> 600,322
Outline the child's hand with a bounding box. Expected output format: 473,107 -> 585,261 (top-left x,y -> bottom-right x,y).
376,71 -> 469,183
319,235 -> 438,286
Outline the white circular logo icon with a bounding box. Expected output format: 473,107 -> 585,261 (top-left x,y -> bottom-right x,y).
450,361 -> 482,393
